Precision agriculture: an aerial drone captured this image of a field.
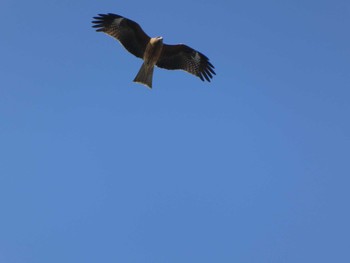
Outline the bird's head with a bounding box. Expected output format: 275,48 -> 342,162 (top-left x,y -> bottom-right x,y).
150,36 -> 163,45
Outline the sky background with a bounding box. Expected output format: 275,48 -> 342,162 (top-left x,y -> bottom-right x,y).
1,0 -> 349,262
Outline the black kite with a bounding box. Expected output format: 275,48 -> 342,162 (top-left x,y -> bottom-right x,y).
92,13 -> 215,88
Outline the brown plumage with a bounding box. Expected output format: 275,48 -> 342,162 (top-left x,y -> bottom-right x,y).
92,13 -> 215,88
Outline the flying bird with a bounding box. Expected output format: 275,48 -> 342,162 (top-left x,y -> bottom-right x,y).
92,13 -> 215,88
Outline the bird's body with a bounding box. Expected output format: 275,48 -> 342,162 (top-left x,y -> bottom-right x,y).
92,13 -> 215,88
134,37 -> 163,87
144,37 -> 164,64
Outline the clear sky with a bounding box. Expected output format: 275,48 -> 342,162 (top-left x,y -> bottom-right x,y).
1,0 -> 349,262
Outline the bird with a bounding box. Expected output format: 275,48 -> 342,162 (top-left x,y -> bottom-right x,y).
92,13 -> 215,88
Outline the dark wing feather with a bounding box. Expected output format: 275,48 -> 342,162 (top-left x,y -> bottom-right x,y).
156,44 -> 216,82
92,13 -> 150,59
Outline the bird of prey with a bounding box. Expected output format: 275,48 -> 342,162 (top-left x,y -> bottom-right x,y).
92,13 -> 215,88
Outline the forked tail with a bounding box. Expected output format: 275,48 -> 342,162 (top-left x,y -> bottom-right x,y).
133,63 -> 154,88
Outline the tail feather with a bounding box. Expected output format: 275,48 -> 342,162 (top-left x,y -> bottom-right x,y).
133,63 -> 154,88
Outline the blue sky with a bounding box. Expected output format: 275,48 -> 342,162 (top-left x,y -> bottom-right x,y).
1,0 -> 349,262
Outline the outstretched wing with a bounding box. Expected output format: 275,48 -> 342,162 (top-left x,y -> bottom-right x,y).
156,44 -> 216,82
92,13 -> 150,59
